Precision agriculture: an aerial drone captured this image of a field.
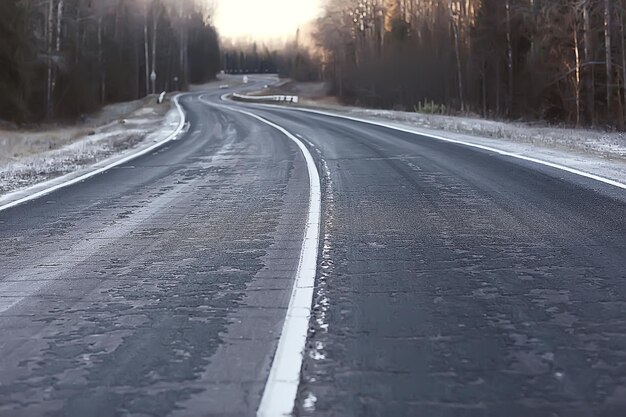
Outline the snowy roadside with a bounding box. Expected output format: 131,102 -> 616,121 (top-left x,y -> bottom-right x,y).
311,105 -> 626,186
0,96 -> 182,198
332,106 -> 626,161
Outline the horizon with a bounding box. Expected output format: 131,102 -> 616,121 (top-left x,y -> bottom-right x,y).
213,0 -> 322,41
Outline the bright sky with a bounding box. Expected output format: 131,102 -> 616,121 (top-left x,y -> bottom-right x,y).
214,0 -> 322,41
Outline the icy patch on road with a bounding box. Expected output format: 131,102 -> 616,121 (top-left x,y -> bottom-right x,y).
307,142 -> 335,341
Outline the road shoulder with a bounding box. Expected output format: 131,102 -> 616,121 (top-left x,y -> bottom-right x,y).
0,96 -> 186,211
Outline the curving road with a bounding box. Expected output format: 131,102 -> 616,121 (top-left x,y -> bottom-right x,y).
0,77 -> 625,417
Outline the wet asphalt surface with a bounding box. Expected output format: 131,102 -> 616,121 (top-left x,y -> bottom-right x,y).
1,80 -> 626,417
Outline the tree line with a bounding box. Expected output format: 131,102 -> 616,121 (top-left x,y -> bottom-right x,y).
221,32 -> 321,82
221,41 -> 281,74
316,0 -> 626,129
0,0 -> 220,124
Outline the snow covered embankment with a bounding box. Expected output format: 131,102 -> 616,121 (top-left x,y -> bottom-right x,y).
342,108 -> 626,160
0,97 -> 181,196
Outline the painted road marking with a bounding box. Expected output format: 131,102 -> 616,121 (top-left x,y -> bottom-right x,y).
239,110 -> 321,417
201,97 -> 321,417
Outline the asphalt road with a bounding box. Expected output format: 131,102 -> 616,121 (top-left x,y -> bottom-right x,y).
0,82 -> 310,417
1,79 -> 626,417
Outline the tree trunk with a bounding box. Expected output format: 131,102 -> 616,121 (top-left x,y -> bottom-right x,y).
482,56 -> 487,117
583,0 -> 595,125
51,0 -> 63,109
464,0 -> 473,110
179,0 -> 186,89
575,20 -> 581,127
605,0 -> 613,116
144,5 -> 150,97
75,6 -> 80,64
55,0 -> 63,53
505,0 -> 514,116
450,1 -> 464,111
620,2 -> 626,125
496,62 -> 501,115
98,17 -> 105,103
151,6 -> 158,94
46,0 -> 54,118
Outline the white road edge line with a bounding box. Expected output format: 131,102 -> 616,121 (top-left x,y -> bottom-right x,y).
0,94 -> 188,213
207,100 -> 321,417
291,108 -> 626,190
229,99 -> 626,191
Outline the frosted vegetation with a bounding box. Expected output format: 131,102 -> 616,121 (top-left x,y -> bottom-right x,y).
0,97 -> 180,194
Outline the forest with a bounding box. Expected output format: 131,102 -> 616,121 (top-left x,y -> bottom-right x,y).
4,0 -> 626,130
221,29 -> 321,82
0,0 -> 220,123
316,0 -> 626,129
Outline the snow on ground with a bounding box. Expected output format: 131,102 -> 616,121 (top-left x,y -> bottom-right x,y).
0,96 -> 179,195
339,107 -> 626,160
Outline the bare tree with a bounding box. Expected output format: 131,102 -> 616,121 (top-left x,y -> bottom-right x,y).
505,0 -> 514,115
313,0 -> 626,129
1,0 -> 220,122
450,0 -> 465,111
583,0 -> 596,124
605,0 -> 613,115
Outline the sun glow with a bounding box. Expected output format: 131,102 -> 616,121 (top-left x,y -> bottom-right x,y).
214,0 -> 322,41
